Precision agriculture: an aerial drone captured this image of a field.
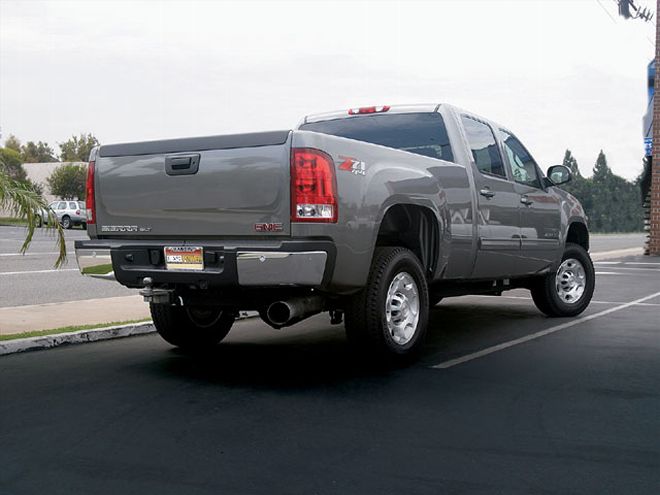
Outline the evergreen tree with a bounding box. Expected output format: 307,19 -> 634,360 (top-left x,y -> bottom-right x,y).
562,149 -> 582,177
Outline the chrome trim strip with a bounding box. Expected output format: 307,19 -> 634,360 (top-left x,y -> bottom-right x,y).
75,248 -> 115,280
479,237 -> 521,250
236,251 -> 327,286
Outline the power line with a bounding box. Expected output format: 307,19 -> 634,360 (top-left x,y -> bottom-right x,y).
596,0 -> 619,23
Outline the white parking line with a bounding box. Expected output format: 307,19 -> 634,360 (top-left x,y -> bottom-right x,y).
475,295 -> 660,306
432,291 -> 660,370
595,266 -> 660,272
0,269 -> 78,276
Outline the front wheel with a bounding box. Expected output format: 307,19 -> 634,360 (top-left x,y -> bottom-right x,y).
345,247 -> 429,362
61,215 -> 71,229
150,304 -> 235,349
530,243 -> 595,317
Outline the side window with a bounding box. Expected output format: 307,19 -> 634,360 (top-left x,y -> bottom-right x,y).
69,202 -> 77,209
57,201 -> 67,209
49,202 -> 58,210
500,130 -> 542,189
461,116 -> 506,178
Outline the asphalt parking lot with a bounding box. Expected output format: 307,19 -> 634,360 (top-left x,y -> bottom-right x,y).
1,249 -> 659,494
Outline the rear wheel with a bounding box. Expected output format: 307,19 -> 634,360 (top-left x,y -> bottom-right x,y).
150,304 -> 235,349
530,243 -> 594,317
345,247 -> 429,362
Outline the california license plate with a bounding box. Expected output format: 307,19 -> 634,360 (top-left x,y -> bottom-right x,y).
164,246 -> 204,271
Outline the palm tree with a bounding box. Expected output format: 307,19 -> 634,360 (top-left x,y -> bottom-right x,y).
0,169 -> 66,267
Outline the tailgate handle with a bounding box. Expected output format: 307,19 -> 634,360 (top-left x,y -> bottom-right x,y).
165,154 -> 200,176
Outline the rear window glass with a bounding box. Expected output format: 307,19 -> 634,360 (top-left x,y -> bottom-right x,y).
300,112 -> 454,162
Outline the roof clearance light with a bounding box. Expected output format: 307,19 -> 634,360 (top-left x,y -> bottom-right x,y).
348,105 -> 390,115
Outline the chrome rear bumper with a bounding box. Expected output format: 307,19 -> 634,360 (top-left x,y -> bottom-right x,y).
75,248 -> 115,280
236,251 -> 327,286
75,246 -> 328,287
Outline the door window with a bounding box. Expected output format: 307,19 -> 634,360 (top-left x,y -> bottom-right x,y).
57,201 -> 67,209
69,202 -> 77,209
500,130 -> 542,189
461,116 -> 506,178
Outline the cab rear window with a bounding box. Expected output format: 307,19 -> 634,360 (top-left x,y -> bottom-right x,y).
300,112 -> 454,162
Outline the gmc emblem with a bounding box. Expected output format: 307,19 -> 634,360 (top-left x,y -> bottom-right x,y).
254,222 -> 283,232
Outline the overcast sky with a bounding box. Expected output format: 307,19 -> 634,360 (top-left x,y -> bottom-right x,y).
0,0 -> 655,179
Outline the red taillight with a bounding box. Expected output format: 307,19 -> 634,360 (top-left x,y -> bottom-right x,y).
291,148 -> 337,223
85,160 -> 95,224
348,105 -> 390,115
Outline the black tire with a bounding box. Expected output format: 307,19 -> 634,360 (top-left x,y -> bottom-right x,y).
81,222 -> 87,230
150,304 -> 235,349
35,215 -> 43,228
61,215 -> 71,229
345,247 -> 429,361
530,243 -> 595,317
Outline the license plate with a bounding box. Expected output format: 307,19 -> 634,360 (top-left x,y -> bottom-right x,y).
164,246 -> 204,271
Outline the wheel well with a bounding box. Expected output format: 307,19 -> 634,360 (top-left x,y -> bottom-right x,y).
566,222 -> 589,251
375,204 -> 439,276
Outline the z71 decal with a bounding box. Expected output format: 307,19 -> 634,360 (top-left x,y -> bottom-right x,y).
339,156 -> 366,176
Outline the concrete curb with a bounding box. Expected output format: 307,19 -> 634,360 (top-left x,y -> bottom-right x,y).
0,311 -> 257,356
590,247 -> 644,261
0,322 -> 155,356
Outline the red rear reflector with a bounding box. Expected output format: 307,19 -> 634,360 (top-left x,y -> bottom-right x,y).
348,105 -> 390,115
85,160 -> 95,224
291,148 -> 338,223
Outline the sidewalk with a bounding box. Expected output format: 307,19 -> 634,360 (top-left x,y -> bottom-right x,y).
0,295 -> 151,335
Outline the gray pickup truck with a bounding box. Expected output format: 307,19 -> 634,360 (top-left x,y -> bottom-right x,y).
75,103 -> 594,360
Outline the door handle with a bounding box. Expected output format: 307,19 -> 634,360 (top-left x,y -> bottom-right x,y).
165,154 -> 200,176
169,157 -> 192,170
479,188 -> 496,199
520,195 -> 533,206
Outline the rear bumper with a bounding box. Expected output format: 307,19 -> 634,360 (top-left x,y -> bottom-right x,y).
74,239 -> 335,288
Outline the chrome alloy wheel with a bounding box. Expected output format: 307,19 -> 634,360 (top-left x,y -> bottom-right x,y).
555,258 -> 586,304
385,272 -> 420,346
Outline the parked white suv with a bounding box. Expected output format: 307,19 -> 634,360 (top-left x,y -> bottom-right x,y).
37,200 -> 87,229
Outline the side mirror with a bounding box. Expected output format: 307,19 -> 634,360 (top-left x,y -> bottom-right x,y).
546,165 -> 572,186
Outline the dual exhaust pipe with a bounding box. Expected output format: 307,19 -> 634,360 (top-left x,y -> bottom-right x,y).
263,295 -> 325,329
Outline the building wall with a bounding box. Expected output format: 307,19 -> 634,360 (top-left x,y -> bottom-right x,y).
0,162 -> 87,217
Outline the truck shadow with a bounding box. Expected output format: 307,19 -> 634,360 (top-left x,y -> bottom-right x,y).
151,298 -> 548,389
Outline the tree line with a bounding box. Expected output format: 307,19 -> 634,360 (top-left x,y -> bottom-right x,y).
0,133 -> 647,231
560,149 -> 643,233
2,133 -> 98,163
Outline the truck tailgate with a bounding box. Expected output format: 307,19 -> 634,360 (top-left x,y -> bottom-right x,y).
95,131 -> 292,237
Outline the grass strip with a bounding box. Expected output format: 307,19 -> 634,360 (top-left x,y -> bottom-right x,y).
0,216 -> 28,226
0,319 -> 152,341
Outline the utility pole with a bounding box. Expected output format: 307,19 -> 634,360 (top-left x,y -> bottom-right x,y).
651,0 -> 660,254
